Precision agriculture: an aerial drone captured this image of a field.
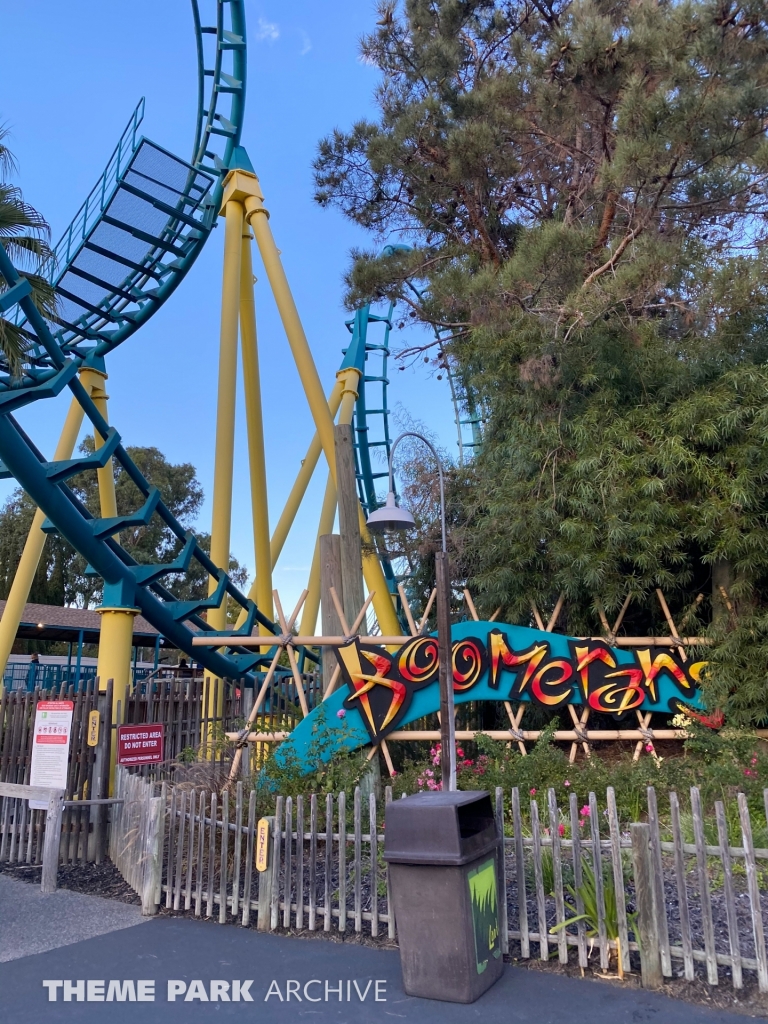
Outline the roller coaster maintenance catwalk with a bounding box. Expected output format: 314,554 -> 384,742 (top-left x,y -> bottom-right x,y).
0,1 -> 481,751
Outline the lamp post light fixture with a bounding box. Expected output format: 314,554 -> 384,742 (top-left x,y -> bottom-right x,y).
366,431 -> 456,791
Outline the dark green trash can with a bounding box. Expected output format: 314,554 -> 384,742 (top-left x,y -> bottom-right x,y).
384,790 -> 504,1003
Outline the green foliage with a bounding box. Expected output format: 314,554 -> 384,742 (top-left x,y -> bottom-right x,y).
314,0 -> 768,727
254,705 -> 375,813
391,725 -> 768,836
551,857 -> 636,949
0,444 -> 248,609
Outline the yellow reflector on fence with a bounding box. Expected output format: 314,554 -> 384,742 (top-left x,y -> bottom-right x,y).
87,710 -> 100,748
256,817 -> 270,872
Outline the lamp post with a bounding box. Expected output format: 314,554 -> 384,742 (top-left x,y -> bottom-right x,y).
366,432 -> 456,791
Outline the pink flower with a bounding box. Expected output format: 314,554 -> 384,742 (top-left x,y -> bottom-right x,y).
580,805 -> 590,817
391,770 -> 397,776
558,823 -> 566,837
564,780 -> 571,787
336,709 -> 346,719
530,788 -> 537,796
645,743 -> 654,753
579,818 -> 586,828
457,748 -> 465,758
417,778 -> 424,787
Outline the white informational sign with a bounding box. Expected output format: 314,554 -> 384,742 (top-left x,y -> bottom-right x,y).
29,700 -> 74,809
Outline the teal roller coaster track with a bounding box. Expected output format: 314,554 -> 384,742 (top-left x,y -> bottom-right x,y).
0,1 -> 482,682
0,2 -> 273,682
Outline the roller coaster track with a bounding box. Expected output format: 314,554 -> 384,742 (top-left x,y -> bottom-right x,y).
347,248 -> 484,624
0,1 -> 479,682
0,2 -> 282,680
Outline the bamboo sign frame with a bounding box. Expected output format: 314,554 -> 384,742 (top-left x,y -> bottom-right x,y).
217,586 -> 714,774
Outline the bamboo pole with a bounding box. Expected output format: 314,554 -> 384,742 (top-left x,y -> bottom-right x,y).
193,633 -> 710,648
226,728 -> 695,744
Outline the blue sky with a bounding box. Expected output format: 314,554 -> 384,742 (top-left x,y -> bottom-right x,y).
0,0 -> 458,610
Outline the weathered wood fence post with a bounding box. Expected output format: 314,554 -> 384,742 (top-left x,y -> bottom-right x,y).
630,822 -> 663,990
257,814 -> 275,930
141,794 -> 165,915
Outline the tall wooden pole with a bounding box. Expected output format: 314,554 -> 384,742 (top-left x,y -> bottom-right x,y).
435,550 -> 456,790
334,423 -> 365,629
319,535 -> 344,690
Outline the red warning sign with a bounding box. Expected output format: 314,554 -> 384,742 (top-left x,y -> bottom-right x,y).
117,723 -> 164,766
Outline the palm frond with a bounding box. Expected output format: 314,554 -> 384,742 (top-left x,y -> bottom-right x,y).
0,131 -> 56,377
0,125 -> 18,178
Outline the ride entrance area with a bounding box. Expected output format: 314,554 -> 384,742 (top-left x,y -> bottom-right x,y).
0,1 -> 756,1020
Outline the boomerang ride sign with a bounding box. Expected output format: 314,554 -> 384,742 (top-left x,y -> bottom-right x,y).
29,700 -> 74,808
274,620 -> 708,769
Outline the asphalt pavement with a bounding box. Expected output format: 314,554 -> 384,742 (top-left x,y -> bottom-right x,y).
0,877 -> 754,1023
0,873 -> 148,963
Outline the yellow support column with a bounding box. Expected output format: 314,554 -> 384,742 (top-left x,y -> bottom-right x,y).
208,197 -> 244,616
242,173 -> 400,635
79,365 -> 118,520
298,367 -> 361,636
0,392 -> 86,691
233,379 -> 344,630
336,367 -> 361,426
83,366 -> 137,753
95,610 -> 137,695
206,185 -> 245,721
96,602 -> 139,791
240,228 -> 272,630
269,379 -> 344,566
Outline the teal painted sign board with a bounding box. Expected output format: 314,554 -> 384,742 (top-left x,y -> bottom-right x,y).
274,620 -> 706,770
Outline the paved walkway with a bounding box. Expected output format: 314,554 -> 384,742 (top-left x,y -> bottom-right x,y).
0,874 -> 148,963
0,879 -> 753,1023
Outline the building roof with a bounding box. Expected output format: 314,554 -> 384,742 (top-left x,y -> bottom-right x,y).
0,600 -> 168,647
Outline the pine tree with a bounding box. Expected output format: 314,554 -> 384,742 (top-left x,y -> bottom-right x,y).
314,0 -> 768,724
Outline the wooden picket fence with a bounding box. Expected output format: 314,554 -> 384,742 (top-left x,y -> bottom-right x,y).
0,672 -> 321,784
116,776 -> 768,992
0,678 -> 113,865
110,768 -> 165,913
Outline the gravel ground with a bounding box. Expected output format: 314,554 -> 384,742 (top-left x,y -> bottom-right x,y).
505,854 -> 765,962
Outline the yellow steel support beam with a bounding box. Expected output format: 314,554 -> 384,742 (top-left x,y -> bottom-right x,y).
96,605 -> 139,790
80,366 -> 118,522
0,390 -> 86,691
240,228 -> 272,631
232,378 -> 344,631
240,171 -> 400,636
270,379 -> 344,567
82,367 -> 137,759
205,193 -> 244,718
337,366 -> 361,425
209,197 -> 244,616
298,368 -> 360,637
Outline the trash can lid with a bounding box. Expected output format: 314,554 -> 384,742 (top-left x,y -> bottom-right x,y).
383,790 -> 499,866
